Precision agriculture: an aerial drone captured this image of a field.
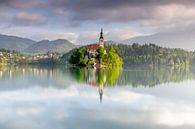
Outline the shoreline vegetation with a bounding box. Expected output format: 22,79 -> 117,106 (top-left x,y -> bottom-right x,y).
68,45 -> 123,68
0,43 -> 195,68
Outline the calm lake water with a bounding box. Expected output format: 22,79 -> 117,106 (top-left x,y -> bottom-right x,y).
0,66 -> 195,129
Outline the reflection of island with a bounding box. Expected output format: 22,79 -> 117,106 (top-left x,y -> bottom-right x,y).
69,66 -> 195,102
70,68 -> 122,103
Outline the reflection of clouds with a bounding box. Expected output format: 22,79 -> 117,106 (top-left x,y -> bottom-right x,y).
15,105 -> 45,116
0,85 -> 195,129
155,110 -> 195,126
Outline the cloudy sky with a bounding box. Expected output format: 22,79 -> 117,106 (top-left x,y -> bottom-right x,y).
0,0 -> 195,44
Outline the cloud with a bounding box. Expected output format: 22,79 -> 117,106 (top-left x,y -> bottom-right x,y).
2,0 -> 195,28
142,4 -> 195,27
0,0 -> 45,9
51,0 -> 195,28
106,27 -> 141,41
14,12 -> 47,26
76,31 -> 99,44
1,0 -> 195,42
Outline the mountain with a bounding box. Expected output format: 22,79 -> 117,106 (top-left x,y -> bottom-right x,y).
24,39 -> 76,54
123,29 -> 195,50
0,34 -> 36,51
105,40 -> 123,44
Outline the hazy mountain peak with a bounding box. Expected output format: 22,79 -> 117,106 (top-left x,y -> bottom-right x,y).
24,38 -> 76,54
123,30 -> 195,50
0,34 -> 36,51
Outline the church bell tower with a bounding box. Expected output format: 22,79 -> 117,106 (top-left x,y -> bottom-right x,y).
99,28 -> 104,48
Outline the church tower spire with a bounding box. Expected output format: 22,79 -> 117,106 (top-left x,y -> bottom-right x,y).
99,84 -> 104,104
100,28 -> 103,38
99,28 -> 104,48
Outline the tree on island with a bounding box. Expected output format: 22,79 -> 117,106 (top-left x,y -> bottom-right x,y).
103,45 -> 123,67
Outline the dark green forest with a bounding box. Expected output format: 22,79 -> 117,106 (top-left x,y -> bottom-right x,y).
106,43 -> 194,66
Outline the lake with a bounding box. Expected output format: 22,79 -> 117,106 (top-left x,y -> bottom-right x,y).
0,66 -> 195,129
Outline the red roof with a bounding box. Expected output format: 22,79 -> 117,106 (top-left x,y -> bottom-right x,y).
88,44 -> 99,51
88,80 -> 97,86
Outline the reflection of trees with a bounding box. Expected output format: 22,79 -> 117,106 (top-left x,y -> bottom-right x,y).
69,67 -> 122,87
1,66 -> 195,88
69,66 -> 195,87
116,66 -> 193,87
106,68 -> 122,86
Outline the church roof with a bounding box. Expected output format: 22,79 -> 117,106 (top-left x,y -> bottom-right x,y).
88,44 -> 99,51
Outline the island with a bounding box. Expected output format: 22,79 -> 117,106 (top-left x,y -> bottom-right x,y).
68,28 -> 123,68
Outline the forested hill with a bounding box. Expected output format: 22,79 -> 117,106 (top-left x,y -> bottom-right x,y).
106,43 -> 194,66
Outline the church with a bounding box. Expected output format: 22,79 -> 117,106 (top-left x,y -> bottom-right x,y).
84,28 -> 106,67
88,28 -> 105,53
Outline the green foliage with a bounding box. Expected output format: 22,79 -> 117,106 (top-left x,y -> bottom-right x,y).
107,43 -> 194,67
97,69 -> 106,85
69,47 -> 87,66
103,45 -> 123,67
97,47 -> 104,63
68,45 -> 123,67
106,67 -> 122,86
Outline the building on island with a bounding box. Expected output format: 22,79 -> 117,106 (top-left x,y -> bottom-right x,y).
87,28 -> 105,54
85,28 -> 106,67
99,28 -> 104,48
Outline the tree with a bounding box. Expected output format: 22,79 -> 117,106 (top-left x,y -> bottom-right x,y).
104,45 -> 123,67
97,47 -> 105,64
69,47 -> 87,66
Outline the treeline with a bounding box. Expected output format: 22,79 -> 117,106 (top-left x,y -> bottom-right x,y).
0,49 -> 62,66
67,66 -> 194,87
107,43 -> 194,67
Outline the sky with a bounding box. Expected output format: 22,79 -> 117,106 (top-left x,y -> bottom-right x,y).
0,0 -> 195,44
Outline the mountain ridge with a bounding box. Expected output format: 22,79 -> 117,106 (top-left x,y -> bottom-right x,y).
123,29 -> 195,50
0,34 -> 36,51
24,39 -> 76,54
0,34 -> 77,54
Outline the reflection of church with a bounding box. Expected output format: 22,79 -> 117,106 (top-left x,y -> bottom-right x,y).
85,68 -> 106,104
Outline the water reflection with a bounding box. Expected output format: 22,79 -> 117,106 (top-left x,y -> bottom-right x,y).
0,66 -> 194,104
0,66 -> 195,129
66,66 -> 195,87
0,66 -> 195,91
0,66 -> 194,87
